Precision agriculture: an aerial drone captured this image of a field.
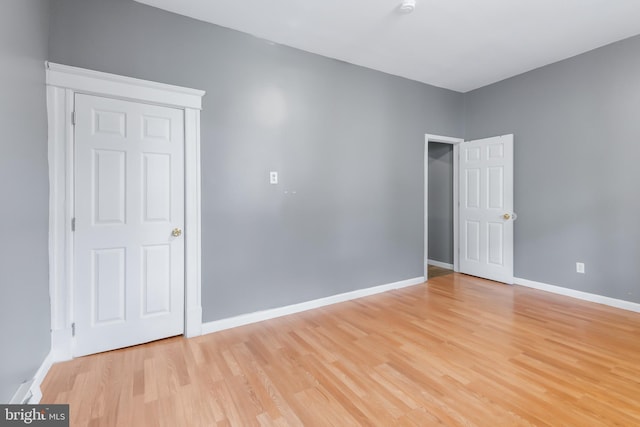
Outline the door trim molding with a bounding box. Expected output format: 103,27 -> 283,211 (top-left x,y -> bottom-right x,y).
424,134 -> 464,281
46,62 -> 204,109
46,62 -> 205,360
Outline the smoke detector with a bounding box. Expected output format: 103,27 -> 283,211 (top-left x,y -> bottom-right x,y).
399,0 -> 416,13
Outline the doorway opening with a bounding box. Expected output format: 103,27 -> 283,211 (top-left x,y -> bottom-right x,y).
427,142 -> 454,279
424,134 -> 463,281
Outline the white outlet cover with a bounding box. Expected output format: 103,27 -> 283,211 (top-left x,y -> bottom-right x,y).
269,171 -> 278,184
576,262 -> 585,274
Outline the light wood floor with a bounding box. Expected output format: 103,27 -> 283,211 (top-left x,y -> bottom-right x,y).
427,264 -> 453,280
41,273 -> 640,426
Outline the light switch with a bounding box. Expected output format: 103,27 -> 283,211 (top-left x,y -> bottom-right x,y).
269,171 -> 278,184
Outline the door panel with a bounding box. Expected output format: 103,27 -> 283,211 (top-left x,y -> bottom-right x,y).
74,94 -> 185,356
92,248 -> 126,324
142,153 -> 172,222
465,169 -> 480,208
465,221 -> 481,262
93,150 -> 126,224
142,244 -> 172,316
459,135 -> 514,284
487,167 -> 503,209
487,222 -> 504,265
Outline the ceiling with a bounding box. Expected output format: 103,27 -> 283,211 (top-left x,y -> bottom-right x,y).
134,0 -> 640,93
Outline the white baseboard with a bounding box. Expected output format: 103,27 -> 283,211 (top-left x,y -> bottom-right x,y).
9,351 -> 54,404
427,259 -> 454,270
29,351 -> 54,403
514,277 -> 640,313
9,381 -> 33,404
202,276 -> 425,335
185,306 -> 203,338
50,328 -> 73,362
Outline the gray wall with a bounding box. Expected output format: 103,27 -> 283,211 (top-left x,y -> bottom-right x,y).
465,34 -> 640,302
428,143 -> 453,265
0,0 -> 51,403
49,0 -> 464,321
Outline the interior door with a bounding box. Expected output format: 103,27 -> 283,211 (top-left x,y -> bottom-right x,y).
459,134 -> 514,284
73,93 -> 185,356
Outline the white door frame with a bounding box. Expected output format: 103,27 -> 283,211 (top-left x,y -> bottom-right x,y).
46,62 -> 205,361
424,134 -> 464,280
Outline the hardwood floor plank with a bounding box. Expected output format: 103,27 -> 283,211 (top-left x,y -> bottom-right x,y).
41,273 -> 640,425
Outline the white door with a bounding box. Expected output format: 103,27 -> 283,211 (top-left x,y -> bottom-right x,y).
73,94 -> 185,356
459,135 -> 514,284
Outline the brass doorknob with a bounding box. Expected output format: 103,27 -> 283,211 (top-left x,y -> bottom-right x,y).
172,228 -> 182,237
503,213 -> 511,220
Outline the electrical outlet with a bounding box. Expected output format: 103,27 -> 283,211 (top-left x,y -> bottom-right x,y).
576,262 -> 585,274
269,171 -> 278,184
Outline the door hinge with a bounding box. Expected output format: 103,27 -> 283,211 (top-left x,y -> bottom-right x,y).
71,322 -> 76,337
71,218 -> 76,232
71,111 -> 76,126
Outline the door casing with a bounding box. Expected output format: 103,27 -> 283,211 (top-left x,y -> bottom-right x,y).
46,62 -> 205,361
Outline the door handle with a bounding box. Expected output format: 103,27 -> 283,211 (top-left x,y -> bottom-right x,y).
172,228 -> 182,237
503,213 -> 511,220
